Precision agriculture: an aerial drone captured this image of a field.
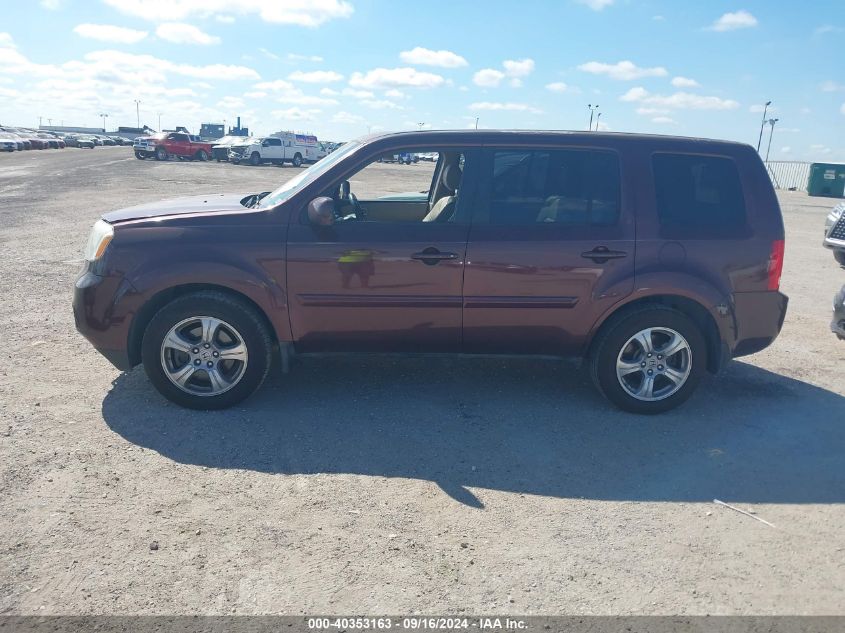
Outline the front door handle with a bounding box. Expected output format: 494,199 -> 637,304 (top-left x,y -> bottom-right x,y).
411,247 -> 459,265
581,246 -> 628,263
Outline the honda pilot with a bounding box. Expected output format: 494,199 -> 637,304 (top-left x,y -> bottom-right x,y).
74,130 -> 788,414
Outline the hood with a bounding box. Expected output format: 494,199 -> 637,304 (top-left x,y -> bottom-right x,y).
102,193 -> 252,223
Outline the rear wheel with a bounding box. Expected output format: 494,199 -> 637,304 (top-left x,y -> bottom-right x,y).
589,306 -> 705,414
141,291 -> 273,410
196,149 -> 209,161
292,153 -> 303,167
155,146 -> 167,161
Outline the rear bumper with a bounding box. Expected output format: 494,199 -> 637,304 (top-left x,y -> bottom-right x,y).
730,291 -> 789,357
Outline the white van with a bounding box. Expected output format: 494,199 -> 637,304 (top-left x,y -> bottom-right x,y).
236,132 -> 325,167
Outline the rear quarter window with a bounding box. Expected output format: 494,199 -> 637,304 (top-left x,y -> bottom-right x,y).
652,153 -> 749,238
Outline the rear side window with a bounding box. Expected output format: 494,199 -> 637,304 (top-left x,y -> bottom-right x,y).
652,153 -> 747,236
487,149 -> 620,226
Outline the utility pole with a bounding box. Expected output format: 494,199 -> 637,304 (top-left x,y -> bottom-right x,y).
99,113 -> 109,133
595,112 -> 602,131
756,100 -> 772,153
38,116 -> 42,128
134,100 -> 141,129
765,118 -> 779,163
475,117 -> 479,130
157,112 -> 162,131
587,104 -> 599,131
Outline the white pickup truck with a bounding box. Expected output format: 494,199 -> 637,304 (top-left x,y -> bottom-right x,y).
231,132 -> 326,167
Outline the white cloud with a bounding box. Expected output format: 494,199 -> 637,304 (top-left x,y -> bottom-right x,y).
709,10 -> 758,32
342,87 -> 374,99
104,0 -> 354,27
40,0 -> 62,8
841,103 -> 845,116
255,79 -> 293,91
155,23 -> 220,45
652,15 -> 665,21
254,79 -> 337,105
215,14 -> 235,23
814,25 -> 843,36
0,33 -> 16,48
636,106 -> 670,115
73,23 -> 148,44
578,60 -> 668,81
288,70 -> 343,83
622,86 -> 739,110
575,0 -> 613,10
651,116 -> 676,124
671,76 -> 699,88
271,106 -> 321,121
259,48 -> 279,60
320,87 -> 339,96
399,47 -> 467,68
821,80 -> 845,92
473,68 -> 505,87
503,58 -> 534,77
546,82 -> 568,93
288,53 -> 323,62
332,111 -> 365,124
384,88 -> 406,99
217,96 -> 244,109
349,67 -> 445,89
469,101 -> 542,114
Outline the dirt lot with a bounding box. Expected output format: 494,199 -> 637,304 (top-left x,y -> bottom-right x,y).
0,147 -> 843,615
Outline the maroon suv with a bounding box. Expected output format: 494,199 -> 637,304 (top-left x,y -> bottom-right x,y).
74,130 -> 787,413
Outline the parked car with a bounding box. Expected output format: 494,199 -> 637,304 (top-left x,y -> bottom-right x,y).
76,136 -> 96,149
0,132 -> 18,151
36,133 -> 60,149
74,130 -> 788,413
234,132 -> 322,167
833,285 -> 845,340
210,135 -> 246,161
134,132 -> 213,161
823,202 -> 845,267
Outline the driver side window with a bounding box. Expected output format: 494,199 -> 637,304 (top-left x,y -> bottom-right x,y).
332,149 -> 467,224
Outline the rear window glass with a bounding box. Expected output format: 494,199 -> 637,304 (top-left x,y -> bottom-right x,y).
487,149 -> 620,226
652,153 -> 747,236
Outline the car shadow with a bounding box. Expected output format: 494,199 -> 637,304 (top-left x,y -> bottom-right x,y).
102,356 -> 845,508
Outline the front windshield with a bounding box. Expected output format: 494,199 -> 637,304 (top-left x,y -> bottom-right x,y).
258,140 -> 361,209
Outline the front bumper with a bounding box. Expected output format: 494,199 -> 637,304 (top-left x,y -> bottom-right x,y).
73,266 -> 137,370
833,285 -> 845,340
730,291 -> 789,357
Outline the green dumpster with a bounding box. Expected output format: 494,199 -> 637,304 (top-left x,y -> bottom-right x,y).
807,162 -> 845,198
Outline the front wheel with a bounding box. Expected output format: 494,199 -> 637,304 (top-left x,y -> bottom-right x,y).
155,147 -> 168,161
292,153 -> 303,167
134,151 -> 145,159
249,152 -> 260,166
589,306 -> 706,414
141,291 -> 273,410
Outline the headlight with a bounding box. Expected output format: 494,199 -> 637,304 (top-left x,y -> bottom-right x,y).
83,219 -> 114,261
825,204 -> 845,234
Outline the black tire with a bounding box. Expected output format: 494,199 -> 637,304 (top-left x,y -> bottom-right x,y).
589,306 -> 706,414
249,152 -> 260,166
292,153 -> 303,167
833,249 -> 845,268
134,151 -> 145,160
196,150 -> 209,161
155,146 -> 168,161
141,291 -> 274,410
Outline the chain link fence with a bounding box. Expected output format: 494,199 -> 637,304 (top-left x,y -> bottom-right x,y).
766,161 -> 810,191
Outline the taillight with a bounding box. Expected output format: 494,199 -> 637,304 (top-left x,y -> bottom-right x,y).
767,239 -> 785,291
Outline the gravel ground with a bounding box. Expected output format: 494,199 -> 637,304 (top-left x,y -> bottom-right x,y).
0,147 -> 843,615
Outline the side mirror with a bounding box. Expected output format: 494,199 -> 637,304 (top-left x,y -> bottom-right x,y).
308,197 -> 335,226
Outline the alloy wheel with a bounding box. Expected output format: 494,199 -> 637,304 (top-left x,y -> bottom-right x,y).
160,316 -> 249,396
615,327 -> 692,401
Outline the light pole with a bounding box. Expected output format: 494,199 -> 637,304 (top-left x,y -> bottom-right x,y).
595,112 -> 602,131
134,100 -> 141,129
756,100 -> 772,153
765,118 -> 779,164
417,122 -> 425,131
475,116 -> 479,130
157,112 -> 163,131
587,104 -> 599,131
99,113 -> 109,133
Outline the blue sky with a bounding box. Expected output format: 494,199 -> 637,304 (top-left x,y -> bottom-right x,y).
1,0 -> 843,160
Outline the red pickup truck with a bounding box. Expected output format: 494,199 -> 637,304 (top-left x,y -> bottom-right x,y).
133,132 -> 213,161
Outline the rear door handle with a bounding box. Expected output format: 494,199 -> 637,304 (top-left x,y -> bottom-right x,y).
411,247 -> 459,265
581,246 -> 628,263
